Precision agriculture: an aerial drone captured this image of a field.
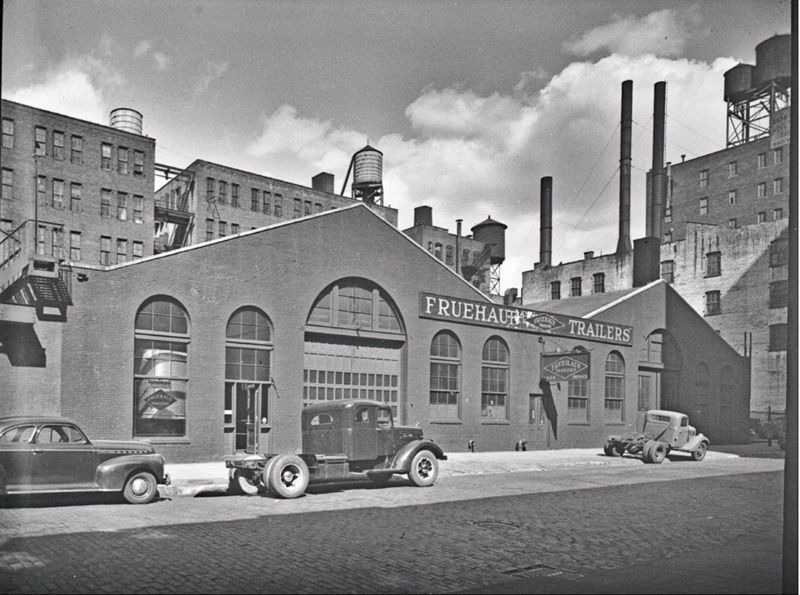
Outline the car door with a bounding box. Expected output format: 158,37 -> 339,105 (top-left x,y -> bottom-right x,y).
31,424 -> 95,489
0,424 -> 37,491
352,405 -> 378,461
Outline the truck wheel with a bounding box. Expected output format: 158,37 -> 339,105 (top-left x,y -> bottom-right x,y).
123,471 -> 158,504
408,450 -> 438,487
692,442 -> 708,461
234,469 -> 261,495
649,441 -> 667,464
266,454 -> 309,499
642,440 -> 655,463
603,439 -> 622,456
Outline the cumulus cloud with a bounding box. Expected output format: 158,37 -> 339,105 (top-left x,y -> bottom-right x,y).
563,8 -> 701,57
134,40 -> 152,57
194,59 -> 228,95
134,39 -> 171,71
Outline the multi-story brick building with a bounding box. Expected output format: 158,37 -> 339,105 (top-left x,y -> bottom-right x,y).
1,99 -> 156,269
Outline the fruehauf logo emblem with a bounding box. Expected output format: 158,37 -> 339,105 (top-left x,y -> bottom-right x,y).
544,356 -> 588,380
527,313 -> 565,332
144,390 -> 177,410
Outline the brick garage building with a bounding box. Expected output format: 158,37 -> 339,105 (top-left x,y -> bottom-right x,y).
2,205 -> 750,461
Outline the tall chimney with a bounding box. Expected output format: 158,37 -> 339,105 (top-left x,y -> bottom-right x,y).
616,80 -> 633,254
539,176 -> 553,267
649,81 -> 667,239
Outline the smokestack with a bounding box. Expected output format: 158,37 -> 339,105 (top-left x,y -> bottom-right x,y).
649,81 -> 667,239
539,176 -> 552,267
616,80 -> 633,255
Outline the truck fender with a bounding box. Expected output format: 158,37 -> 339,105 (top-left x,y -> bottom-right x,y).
95,454 -> 166,491
390,440 -> 447,472
683,434 -> 710,452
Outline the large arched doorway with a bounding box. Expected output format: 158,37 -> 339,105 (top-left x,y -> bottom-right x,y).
303,278 -> 406,421
637,329 -> 682,430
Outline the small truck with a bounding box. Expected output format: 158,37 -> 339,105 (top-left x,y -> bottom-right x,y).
603,409 -> 710,464
224,399 -> 447,498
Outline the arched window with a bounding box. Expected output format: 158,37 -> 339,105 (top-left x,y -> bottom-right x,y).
133,296 -> 189,437
604,351 -> 625,422
430,331 -> 461,420
567,346 -> 590,422
225,307 -> 273,451
481,336 -> 509,419
307,278 -> 402,334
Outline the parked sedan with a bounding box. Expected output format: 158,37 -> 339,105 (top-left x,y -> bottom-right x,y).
0,415 -> 169,504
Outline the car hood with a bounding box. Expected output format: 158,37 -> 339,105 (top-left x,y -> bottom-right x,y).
92,439 -> 155,454
395,425 -> 424,440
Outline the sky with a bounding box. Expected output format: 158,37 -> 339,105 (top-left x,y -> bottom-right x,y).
1,0 -> 792,293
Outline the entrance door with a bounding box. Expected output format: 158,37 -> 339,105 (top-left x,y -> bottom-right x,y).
637,372 -> 660,431
528,394 -> 549,448
224,382 -> 269,454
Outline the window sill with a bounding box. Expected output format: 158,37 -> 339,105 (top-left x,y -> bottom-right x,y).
604,422 -> 626,426
480,419 -> 510,425
429,419 -> 462,425
567,421 -> 590,426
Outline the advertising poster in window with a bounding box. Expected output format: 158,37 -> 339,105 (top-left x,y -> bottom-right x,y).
541,352 -> 591,382
136,378 -> 186,420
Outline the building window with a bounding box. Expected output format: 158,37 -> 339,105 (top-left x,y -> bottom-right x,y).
757,182 -> 767,198
699,169 -> 708,187
462,249 -> 471,265
661,260 -> 674,283
133,195 -> 144,223
1,118 -> 13,148
570,277 -> 581,297
118,147 -> 129,174
567,355 -> 589,422
51,228 -> 63,259
218,180 -> 227,204
728,218 -> 737,228
430,331 -> 461,420
481,337 -> 509,420
70,135 -> 83,164
117,192 -> 128,220
52,131 -> 64,160
769,323 -> 787,351
36,225 -> 46,255
101,143 -> 112,169
699,197 -> 708,215
728,161 -> 737,177
445,245 -> 454,266
1,168 -> 12,200
251,188 -> 259,211
308,278 -> 402,333
116,238 -> 127,264
774,208 -> 784,220
274,195 -> 282,217
758,153 -> 767,168
293,198 -> 302,218
304,200 -> 312,216
769,280 -> 788,309
705,290 -> 721,315
757,211 -> 766,223
231,183 -> 239,207
604,351 -> 625,423
206,177 -> 215,200
218,221 -> 227,237
664,206 -> 672,223
262,191 -> 271,214
52,179 -> 64,209
664,230 -> 673,242
773,148 -> 783,164
69,183 -> 81,213
225,307 -> 273,447
35,127 -> 47,156
774,178 -> 783,194
706,252 -> 721,277
101,188 -> 112,217
133,150 -> 144,176
728,189 -> 737,204
231,223 -> 240,235
434,243 -> 443,260
593,272 -> 605,294
205,218 -> 214,241
315,202 -> 323,213
770,238 -> 788,266
132,241 -> 143,260
100,236 -> 111,265
550,281 -> 561,300
133,297 -> 189,437
36,175 -> 46,206
69,231 -> 81,261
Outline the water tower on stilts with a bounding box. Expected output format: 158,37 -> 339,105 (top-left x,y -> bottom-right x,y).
341,144 -> 384,205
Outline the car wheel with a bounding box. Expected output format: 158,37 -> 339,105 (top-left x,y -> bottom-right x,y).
692,442 -> 708,461
603,439 -> 622,456
369,472 -> 393,487
233,469 -> 262,495
649,441 -> 667,464
123,471 -> 159,504
266,454 -> 309,499
408,449 -> 438,487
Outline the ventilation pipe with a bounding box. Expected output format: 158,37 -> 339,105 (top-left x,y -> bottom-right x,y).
539,176 -> 553,267
616,80 -> 633,254
649,81 -> 667,239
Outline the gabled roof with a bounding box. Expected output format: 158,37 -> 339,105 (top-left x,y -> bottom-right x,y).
526,280 -> 664,318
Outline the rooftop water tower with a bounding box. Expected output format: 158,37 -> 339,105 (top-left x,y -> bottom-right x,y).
109,107 -> 143,135
470,216 -> 507,295
341,144 -> 384,204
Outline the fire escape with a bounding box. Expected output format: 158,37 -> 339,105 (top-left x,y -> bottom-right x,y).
460,243 -> 495,292
153,164 -> 195,254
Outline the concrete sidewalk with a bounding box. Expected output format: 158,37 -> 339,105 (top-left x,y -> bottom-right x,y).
159,447 -> 742,498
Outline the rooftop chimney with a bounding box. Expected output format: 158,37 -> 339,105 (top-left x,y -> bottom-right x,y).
539,177 -> 553,267
648,81 -> 667,240
616,80 -> 633,255
312,172 -> 334,194
414,206 -> 433,227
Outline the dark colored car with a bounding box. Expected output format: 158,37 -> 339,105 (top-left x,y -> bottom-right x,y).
225,399 -> 447,498
0,415 -> 169,504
